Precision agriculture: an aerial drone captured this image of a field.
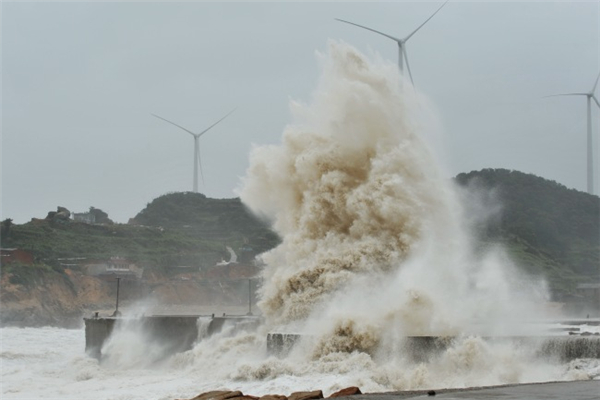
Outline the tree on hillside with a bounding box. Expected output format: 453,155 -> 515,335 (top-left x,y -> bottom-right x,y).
89,207 -> 113,225
130,191 -> 279,255
1,218 -> 13,243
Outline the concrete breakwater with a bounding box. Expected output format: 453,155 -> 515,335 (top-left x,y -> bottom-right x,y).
85,316 -> 600,362
84,314 -> 261,359
266,333 -> 600,361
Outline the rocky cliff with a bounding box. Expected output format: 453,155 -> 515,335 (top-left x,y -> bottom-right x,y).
0,268 -> 112,327
0,265 -> 260,328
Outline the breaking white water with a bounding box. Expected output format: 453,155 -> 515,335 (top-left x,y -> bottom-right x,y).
2,41 -> 599,399
240,40 -> 550,339
1,325 -> 599,400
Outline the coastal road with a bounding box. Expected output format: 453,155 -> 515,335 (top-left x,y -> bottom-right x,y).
342,380 -> 599,400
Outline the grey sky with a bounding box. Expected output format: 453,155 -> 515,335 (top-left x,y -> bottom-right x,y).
2,1 -> 599,224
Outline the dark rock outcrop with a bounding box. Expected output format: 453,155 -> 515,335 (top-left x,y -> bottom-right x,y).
182,388 -> 360,400
288,391 -> 323,400
328,387 -> 362,398
258,396 -> 288,400
188,391 -> 244,400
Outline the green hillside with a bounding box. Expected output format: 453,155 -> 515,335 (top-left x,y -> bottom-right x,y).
1,192 -> 279,272
131,192 -> 279,259
455,168 -> 599,298
2,173 -> 598,302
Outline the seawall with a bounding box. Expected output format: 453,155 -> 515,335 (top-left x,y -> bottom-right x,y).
266,332 -> 600,361
84,314 -> 261,359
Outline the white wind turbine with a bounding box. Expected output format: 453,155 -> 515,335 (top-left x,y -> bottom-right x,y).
335,0 -> 448,86
152,109 -> 236,193
546,72 -> 600,195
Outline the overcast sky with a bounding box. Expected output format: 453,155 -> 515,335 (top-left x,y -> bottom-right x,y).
2,1 -> 599,224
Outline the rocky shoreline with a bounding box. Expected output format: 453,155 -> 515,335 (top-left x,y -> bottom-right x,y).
180,381 -> 600,400
180,387 -> 363,400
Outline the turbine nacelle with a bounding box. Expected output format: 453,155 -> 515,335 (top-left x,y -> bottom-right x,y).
335,0 -> 448,87
545,70 -> 600,195
152,108 -> 236,193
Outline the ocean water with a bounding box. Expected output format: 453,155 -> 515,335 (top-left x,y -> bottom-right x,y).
1,325 -> 599,400
2,41 -> 599,399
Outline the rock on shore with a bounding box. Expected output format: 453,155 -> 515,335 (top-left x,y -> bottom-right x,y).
180,387 -> 362,400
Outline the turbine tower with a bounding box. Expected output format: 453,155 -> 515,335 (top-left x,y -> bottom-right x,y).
152,109 -> 236,193
546,71 -> 600,195
335,0 -> 448,86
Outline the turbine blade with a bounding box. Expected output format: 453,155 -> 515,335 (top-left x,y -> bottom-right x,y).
151,114 -> 196,137
404,0 -> 449,42
593,95 -> 600,109
197,108 -> 237,137
402,46 -> 415,87
335,18 -> 402,43
543,93 -> 588,98
592,70 -> 600,93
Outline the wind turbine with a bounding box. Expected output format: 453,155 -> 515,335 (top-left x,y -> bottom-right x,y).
546,71 -> 600,195
335,0 -> 448,86
152,109 -> 236,193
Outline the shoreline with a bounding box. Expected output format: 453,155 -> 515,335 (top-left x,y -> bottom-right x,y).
178,380 -> 600,400
354,380 -> 600,399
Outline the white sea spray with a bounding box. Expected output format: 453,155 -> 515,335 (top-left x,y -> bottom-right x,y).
240,40 -> 549,353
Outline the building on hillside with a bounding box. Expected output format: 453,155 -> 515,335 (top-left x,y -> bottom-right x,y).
73,211 -> 96,224
85,257 -> 143,281
0,248 -> 34,265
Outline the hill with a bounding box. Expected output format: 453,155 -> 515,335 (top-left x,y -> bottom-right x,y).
1,173 -> 598,326
1,192 -> 279,271
0,192 -> 279,327
455,168 -> 599,298
131,191 -> 278,257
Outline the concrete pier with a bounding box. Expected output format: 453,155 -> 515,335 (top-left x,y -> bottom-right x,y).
84,317 -> 118,359
84,314 -> 261,359
85,315 -> 600,362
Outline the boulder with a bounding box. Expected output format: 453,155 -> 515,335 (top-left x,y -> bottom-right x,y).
45,206 -> 71,223
328,387 -> 362,397
288,391 -> 323,400
188,391 -> 244,400
258,396 -> 287,400
56,207 -> 71,220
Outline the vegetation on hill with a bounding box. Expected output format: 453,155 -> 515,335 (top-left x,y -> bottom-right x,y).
1,192 -> 279,273
2,173 -> 598,302
455,168 -> 599,298
131,192 -> 279,256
